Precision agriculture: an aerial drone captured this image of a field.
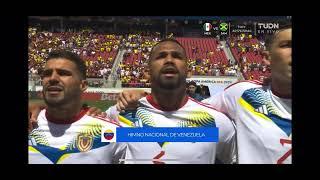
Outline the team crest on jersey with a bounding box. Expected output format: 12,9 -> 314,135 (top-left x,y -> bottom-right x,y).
76,133 -> 93,152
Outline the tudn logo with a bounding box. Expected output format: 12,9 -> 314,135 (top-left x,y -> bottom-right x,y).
257,23 -> 279,29
104,129 -> 114,140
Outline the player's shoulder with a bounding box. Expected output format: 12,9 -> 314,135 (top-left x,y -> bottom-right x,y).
188,97 -> 229,117
224,80 -> 263,91
189,97 -> 215,108
222,80 -> 263,97
188,98 -> 234,132
138,96 -> 149,104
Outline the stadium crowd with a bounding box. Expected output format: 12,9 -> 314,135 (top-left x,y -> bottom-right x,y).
119,33 -> 161,88
29,27 -> 271,88
227,33 -> 271,82
29,27 -> 120,81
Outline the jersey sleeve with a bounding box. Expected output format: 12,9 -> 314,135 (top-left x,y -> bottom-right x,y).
202,91 -> 237,119
202,81 -> 260,120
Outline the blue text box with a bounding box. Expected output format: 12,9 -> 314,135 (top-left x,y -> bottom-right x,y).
116,127 -> 219,142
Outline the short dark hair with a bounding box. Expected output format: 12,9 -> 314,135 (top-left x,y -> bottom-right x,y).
149,38 -> 187,62
265,22 -> 292,50
46,50 -> 86,80
187,81 -> 197,87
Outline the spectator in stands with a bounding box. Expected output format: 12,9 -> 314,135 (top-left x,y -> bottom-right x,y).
196,58 -> 202,65
199,85 -> 210,99
192,46 -> 196,54
195,46 -> 199,54
186,81 -> 204,101
29,66 -> 38,75
216,68 -> 220,76
216,45 -> 221,51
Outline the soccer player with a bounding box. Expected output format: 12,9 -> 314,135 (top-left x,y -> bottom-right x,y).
105,39 -> 236,164
28,50 -> 126,164
202,24 -> 292,164
115,23 -> 292,164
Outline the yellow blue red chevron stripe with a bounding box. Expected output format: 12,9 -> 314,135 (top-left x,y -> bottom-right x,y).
239,88 -> 291,136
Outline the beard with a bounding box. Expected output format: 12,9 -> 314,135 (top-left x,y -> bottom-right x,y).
43,93 -> 67,106
43,87 -> 81,107
152,73 -> 186,90
272,68 -> 292,85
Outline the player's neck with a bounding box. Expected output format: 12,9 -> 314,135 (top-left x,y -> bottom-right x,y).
46,100 -> 83,123
151,86 -> 188,111
271,78 -> 291,99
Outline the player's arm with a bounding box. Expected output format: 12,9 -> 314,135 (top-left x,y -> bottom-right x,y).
85,105 -> 107,117
88,89 -> 147,118
28,102 -> 46,133
202,90 -> 237,119
202,91 -> 227,113
85,89 -> 148,124
116,89 -> 148,112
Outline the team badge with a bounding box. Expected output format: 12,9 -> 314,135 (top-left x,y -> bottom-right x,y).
76,133 -> 93,152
